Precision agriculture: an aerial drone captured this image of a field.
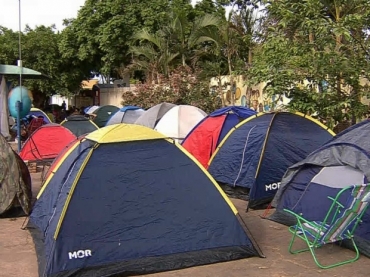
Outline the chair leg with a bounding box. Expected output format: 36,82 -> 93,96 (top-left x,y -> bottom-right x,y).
307,238 -> 360,269
288,226 -> 310,254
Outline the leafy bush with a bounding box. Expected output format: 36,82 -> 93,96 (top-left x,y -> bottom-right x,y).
121,66 -> 222,113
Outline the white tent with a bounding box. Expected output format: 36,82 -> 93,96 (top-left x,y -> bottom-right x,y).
134,102 -> 176,128
0,76 -> 10,138
155,105 -> 207,143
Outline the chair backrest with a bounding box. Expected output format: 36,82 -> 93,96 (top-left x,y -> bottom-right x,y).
320,184 -> 370,244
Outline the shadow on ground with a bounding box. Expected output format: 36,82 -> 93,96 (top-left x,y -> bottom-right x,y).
0,172 -> 369,277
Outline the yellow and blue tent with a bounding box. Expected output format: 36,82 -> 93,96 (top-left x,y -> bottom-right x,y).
208,111 -> 335,210
28,124 -> 263,277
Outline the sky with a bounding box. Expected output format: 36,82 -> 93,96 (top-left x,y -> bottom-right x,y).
0,0 -> 206,31
0,0 -> 86,31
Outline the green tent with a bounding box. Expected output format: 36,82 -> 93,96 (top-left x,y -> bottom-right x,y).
92,105 -> 119,127
0,134 -> 32,216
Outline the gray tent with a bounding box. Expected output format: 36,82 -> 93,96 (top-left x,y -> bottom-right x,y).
135,103 -> 176,128
106,106 -> 145,126
0,134 -> 32,216
269,119 -> 370,256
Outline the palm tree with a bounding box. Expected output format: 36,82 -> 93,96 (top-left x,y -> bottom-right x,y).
166,11 -> 220,66
128,11 -> 221,81
128,29 -> 179,83
231,8 -> 262,106
214,10 -> 243,105
191,10 -> 248,106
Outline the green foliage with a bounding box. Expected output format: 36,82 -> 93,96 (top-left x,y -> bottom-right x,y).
247,0 -> 370,125
0,25 -> 90,97
0,27 -> 20,65
121,66 -> 222,113
194,0 -> 226,19
128,12 -> 221,82
7,0 -> 369,121
222,0 -> 262,9
59,0 -> 171,79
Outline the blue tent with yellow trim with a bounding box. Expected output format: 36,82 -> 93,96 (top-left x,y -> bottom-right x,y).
28,124 -> 263,277
208,112 -> 335,209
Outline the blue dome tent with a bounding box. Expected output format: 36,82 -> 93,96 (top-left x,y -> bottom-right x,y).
28,124 -> 263,277
208,112 -> 335,209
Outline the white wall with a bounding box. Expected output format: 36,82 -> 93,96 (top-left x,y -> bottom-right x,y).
100,87 -> 134,107
49,95 -> 72,107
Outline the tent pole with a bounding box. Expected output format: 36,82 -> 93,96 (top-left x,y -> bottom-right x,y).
16,101 -> 22,152
17,0 -> 22,153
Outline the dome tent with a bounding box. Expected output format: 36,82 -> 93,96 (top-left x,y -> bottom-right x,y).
92,105 -> 119,127
28,108 -> 51,124
85,105 -> 100,115
208,112 -> 335,209
106,105 -> 145,125
0,134 -> 32,216
182,106 -> 257,168
61,115 -> 99,137
154,105 -> 207,143
19,124 -> 77,162
269,119 -> 370,257
134,102 -> 176,128
28,124 -> 263,277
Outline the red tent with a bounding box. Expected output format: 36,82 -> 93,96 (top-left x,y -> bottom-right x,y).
182,116 -> 225,169
182,107 -> 257,169
20,124 -> 77,162
42,135 -> 85,183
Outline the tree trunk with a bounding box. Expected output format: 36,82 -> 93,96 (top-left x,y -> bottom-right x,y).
218,77 -> 225,107
182,53 -> 186,67
228,53 -> 234,106
335,33 -> 343,100
309,32 -> 314,44
334,3 -> 345,121
335,4 -> 343,97
246,48 -> 253,107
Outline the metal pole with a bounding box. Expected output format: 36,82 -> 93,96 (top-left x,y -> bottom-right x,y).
16,0 -> 22,153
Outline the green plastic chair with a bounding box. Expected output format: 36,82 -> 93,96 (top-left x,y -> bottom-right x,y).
284,183 -> 370,269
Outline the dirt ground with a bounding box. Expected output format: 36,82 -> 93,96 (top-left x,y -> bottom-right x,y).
1,171 -> 370,277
